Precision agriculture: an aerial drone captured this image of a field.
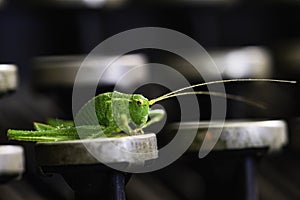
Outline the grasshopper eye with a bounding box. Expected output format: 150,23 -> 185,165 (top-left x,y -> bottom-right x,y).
136,100 -> 142,106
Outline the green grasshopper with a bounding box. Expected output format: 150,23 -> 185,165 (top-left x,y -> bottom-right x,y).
7,79 -> 295,142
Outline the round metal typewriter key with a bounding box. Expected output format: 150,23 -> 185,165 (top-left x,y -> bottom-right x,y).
35,134 -> 157,200
0,64 -> 17,95
169,120 -> 287,152
35,133 -> 158,166
0,145 -> 25,184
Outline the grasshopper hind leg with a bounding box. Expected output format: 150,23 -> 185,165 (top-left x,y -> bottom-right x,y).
88,125 -> 123,138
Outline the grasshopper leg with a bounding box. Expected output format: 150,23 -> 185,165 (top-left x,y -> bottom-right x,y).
139,109 -> 165,130
120,114 -> 135,135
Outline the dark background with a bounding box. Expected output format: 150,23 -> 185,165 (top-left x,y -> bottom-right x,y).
0,0 -> 300,199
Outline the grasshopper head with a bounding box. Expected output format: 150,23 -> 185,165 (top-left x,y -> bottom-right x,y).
129,94 -> 149,126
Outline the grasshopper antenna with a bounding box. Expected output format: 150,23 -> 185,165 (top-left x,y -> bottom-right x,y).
149,90 -> 266,108
149,78 -> 296,107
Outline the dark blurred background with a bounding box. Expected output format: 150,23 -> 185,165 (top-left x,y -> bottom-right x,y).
0,0 -> 300,199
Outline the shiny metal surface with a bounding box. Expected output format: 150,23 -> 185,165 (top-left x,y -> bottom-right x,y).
170,120 -> 287,151
35,133 -> 158,166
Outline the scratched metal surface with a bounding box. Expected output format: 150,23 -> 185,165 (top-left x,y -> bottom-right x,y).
169,120 -> 288,152
35,133 -> 158,166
